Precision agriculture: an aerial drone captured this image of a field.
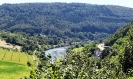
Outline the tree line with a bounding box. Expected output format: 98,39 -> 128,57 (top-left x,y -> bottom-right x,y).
0,3 -> 133,42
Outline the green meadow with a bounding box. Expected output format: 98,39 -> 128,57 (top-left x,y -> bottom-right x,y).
0,60 -> 31,79
0,48 -> 34,65
0,47 -> 35,79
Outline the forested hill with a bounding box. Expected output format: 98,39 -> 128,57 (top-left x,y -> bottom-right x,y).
103,21 -> 133,73
35,21 -> 133,78
0,3 -> 133,41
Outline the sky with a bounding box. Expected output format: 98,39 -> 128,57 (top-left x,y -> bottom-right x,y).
0,0 -> 133,8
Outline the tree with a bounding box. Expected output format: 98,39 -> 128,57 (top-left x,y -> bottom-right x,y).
122,31 -> 133,73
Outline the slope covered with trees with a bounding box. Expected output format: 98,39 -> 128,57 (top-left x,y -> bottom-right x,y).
0,3 -> 133,42
31,21 -> 133,78
104,21 -> 133,73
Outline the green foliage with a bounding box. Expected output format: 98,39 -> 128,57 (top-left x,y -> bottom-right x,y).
83,42 -> 99,53
1,3 -> 133,79
122,28 -> 133,73
104,21 -> 133,76
72,47 -> 84,52
32,21 -> 133,78
105,22 -> 132,46
0,31 -> 69,53
0,3 -> 133,42
37,45 -> 129,78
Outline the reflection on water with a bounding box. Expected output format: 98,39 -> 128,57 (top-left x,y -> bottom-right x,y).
45,47 -> 67,62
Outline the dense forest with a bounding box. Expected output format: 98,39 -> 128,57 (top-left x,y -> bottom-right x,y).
0,3 -> 133,42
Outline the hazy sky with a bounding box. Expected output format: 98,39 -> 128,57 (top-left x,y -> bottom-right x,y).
0,0 -> 133,8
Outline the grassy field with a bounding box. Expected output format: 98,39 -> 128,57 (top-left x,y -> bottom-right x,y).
0,60 -> 31,79
0,48 -> 34,65
12,52 -> 19,62
0,47 -> 35,79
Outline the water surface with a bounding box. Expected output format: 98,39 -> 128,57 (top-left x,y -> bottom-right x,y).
45,47 -> 67,62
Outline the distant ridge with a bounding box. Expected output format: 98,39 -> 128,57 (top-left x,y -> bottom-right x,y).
0,3 -> 133,41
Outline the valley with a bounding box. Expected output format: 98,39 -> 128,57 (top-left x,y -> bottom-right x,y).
0,2 -> 133,79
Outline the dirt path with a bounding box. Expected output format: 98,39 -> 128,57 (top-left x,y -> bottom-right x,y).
0,39 -> 21,51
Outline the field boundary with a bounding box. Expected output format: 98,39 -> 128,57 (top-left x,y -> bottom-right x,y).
0,39 -> 21,51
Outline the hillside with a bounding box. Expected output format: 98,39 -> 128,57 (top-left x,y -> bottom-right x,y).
0,47 -> 35,79
104,21 -> 133,73
34,21 -> 133,78
0,47 -> 34,65
105,21 -> 133,46
0,3 -> 133,42
1,3 -> 133,78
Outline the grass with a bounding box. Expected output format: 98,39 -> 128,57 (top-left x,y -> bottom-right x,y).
12,52 -> 19,62
0,48 -> 34,65
0,47 -> 36,79
0,60 -> 31,79
0,37 -> 38,79
4,51 -> 12,61
28,55 -> 34,65
72,47 -> 84,52
0,52 -> 5,60
20,52 -> 29,65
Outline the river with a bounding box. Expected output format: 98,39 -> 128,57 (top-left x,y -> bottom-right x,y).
45,47 -> 68,62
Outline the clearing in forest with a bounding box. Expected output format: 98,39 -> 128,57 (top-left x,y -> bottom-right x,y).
0,39 -> 21,51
